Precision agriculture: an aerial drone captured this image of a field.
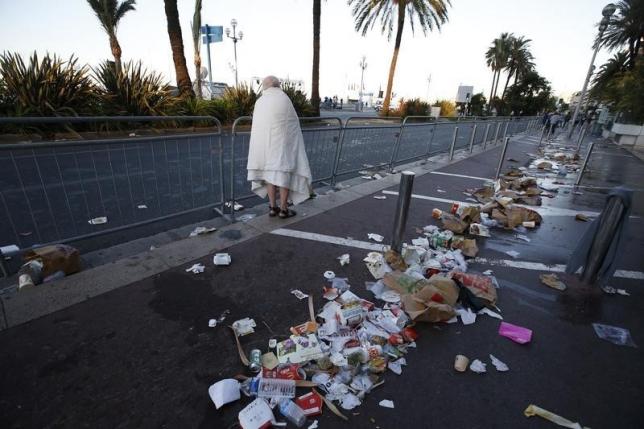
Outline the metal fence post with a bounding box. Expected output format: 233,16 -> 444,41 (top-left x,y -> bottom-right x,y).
482,123 -> 491,150
391,171 -> 415,253
330,123 -> 346,186
537,125 -> 547,148
468,124 -> 477,153
576,141 -> 595,186
389,117 -> 407,172
495,137 -> 510,179
449,126 -> 458,160
576,125 -> 588,153
579,194 -> 628,284
494,122 -> 501,143
502,121 -> 509,141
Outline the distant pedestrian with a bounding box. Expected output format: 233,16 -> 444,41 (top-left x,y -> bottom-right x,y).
246,76 -> 312,218
548,112 -> 562,139
564,111 -> 571,128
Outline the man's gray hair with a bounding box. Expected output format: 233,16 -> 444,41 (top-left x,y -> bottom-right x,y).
261,75 -> 280,90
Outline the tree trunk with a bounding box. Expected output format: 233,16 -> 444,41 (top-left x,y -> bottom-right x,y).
501,68 -> 513,100
311,0 -> 321,116
493,70 -> 501,101
109,33 -> 122,71
164,0 -> 194,97
382,2 -> 406,115
488,70 -> 496,111
194,52 -> 202,98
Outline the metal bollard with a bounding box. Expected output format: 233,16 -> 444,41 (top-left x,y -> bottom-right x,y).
468,124 -> 477,153
391,171 -> 415,253
449,126 -> 458,160
580,194 -> 627,284
495,137 -> 510,179
575,141 -> 595,186
482,123 -> 491,150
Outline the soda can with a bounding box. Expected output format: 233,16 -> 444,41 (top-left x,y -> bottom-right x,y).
450,202 -> 460,215
248,349 -> 262,373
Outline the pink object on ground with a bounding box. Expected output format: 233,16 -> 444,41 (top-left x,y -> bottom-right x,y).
498,322 -> 533,344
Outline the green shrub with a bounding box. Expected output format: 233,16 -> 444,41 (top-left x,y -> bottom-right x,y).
432,99 -> 457,117
281,81 -> 315,117
221,83 -> 257,122
390,98 -> 430,117
0,51 -> 96,116
94,60 -> 178,116
172,97 -> 228,126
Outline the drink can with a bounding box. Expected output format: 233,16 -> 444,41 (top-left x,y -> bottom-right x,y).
450,202 -> 460,215
248,349 -> 262,373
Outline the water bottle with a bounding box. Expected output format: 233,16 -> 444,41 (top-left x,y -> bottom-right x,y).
256,378 -> 296,399
279,399 -> 307,427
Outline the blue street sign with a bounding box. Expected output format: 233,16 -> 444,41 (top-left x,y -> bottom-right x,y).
200,25 -> 223,42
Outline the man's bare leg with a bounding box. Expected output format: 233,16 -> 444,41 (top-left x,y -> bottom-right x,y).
266,183 -> 276,208
279,187 -> 290,210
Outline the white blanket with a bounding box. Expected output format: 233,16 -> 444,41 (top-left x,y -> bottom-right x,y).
246,87 -> 312,205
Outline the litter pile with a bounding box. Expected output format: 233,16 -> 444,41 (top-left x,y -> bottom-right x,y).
208,222 -> 517,428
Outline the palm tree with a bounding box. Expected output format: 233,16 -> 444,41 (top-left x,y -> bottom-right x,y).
191,0 -> 203,98
598,0 -> 643,68
349,0 -> 451,115
164,0 -> 194,97
86,0 -> 136,71
311,0 -> 321,115
589,51 -> 630,101
501,35 -> 534,99
485,32 -> 511,110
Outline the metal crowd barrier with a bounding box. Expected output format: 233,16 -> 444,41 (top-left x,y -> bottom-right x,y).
0,116 -> 223,251
0,115 -> 537,248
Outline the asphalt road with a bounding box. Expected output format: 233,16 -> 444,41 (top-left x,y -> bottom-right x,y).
1,132 -> 642,428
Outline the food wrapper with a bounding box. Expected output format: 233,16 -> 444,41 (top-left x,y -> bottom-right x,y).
451,271 -> 497,305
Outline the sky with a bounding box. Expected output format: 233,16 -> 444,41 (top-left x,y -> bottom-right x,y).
0,0 -> 615,103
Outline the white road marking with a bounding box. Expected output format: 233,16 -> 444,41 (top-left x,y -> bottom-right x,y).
430,171 -> 492,181
381,190 -> 600,217
270,228 -> 644,280
270,228 -> 389,252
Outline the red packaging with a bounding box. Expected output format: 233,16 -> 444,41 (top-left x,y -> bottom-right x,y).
450,202 -> 460,215
388,334 -> 404,345
296,391 -> 324,417
262,364 -> 304,380
402,327 -> 419,342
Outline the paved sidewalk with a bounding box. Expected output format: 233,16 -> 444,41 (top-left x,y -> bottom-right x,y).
1,131 -> 643,428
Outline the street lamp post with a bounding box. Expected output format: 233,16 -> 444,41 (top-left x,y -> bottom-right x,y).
225,19 -> 243,87
358,56 -> 367,111
567,3 -> 616,139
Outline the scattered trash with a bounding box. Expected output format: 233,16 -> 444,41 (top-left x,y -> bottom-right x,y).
378,399 -> 395,409
190,226 -> 217,237
19,244 -> 81,290
489,354 -> 509,371
368,233 -> 384,243
232,318 -> 257,336
387,357 -> 406,375
208,379 -> 241,409
213,253 -> 232,266
454,354 -> 469,372
208,319 -> 217,328
469,223 -> 490,237
505,250 -> 520,259
291,289 -> 310,300
499,321 -> 532,344
340,393 -> 361,410
601,286 -> 630,296
338,254 -> 350,266
469,359 -> 487,374
225,201 -> 245,211
296,391 -> 323,416
482,270 -> 493,275
238,213 -> 257,222
185,263 -> 205,274
540,273 -> 567,291
373,195 -> 387,200
238,398 -> 275,429
515,234 -> 531,243
364,252 -> 389,279
324,270 -> 336,280
456,307 -> 477,325
478,307 -> 503,320
307,420 -> 319,429
269,339 -> 278,349
524,404 -> 587,429
592,323 -> 637,347
279,399 -> 307,427
436,189 -> 446,193
88,216 -> 108,225
137,204 -> 148,209
575,213 -> 589,222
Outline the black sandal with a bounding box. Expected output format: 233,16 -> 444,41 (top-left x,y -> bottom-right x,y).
278,208 -> 297,219
268,206 -> 279,217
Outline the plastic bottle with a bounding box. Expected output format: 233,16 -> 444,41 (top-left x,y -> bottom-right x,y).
256,378 -> 296,400
279,399 -> 307,427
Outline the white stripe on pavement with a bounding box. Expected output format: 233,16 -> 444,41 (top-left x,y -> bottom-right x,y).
381,190 -> 600,217
430,171 -> 492,181
270,228 -> 644,280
